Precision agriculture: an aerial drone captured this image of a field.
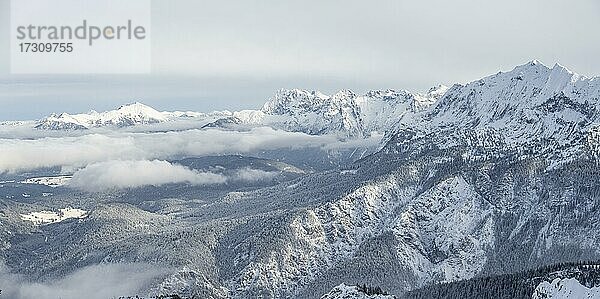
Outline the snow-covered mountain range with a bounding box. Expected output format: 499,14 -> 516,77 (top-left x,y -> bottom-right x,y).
34,60 -> 600,154
33,86 -> 448,138
2,60 -> 600,299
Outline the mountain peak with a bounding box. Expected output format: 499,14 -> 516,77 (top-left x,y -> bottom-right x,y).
117,101 -> 148,108
115,101 -> 158,113
511,59 -> 551,74
509,60 -> 582,79
274,88 -> 327,99
113,102 -> 165,118
551,62 -> 576,76
331,89 -> 357,100
261,88 -> 329,114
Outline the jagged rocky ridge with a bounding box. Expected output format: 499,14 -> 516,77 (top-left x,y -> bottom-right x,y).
384,60 -> 600,163
212,86 -> 447,138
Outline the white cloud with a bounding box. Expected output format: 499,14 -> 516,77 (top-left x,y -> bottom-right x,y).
0,263 -> 168,299
0,127 -> 352,173
231,167 -> 278,182
66,160 -> 284,192
67,160 -> 226,192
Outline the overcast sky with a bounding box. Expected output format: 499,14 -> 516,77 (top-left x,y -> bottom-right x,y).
1,0 -> 600,120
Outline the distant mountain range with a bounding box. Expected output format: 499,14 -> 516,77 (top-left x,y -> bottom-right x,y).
34,102 -> 231,130
33,86 -> 447,138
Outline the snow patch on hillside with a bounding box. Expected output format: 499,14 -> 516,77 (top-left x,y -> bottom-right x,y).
20,208 -> 88,225
20,175 -> 72,187
320,284 -> 395,299
533,278 -> 600,299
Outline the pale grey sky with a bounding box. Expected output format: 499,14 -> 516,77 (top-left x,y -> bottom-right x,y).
1,0 -> 600,120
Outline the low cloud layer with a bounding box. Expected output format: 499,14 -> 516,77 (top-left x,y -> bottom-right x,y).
68,160 -> 227,192
0,127 -> 366,173
231,167 -> 278,182
0,263 -> 167,299
66,160 -> 281,192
